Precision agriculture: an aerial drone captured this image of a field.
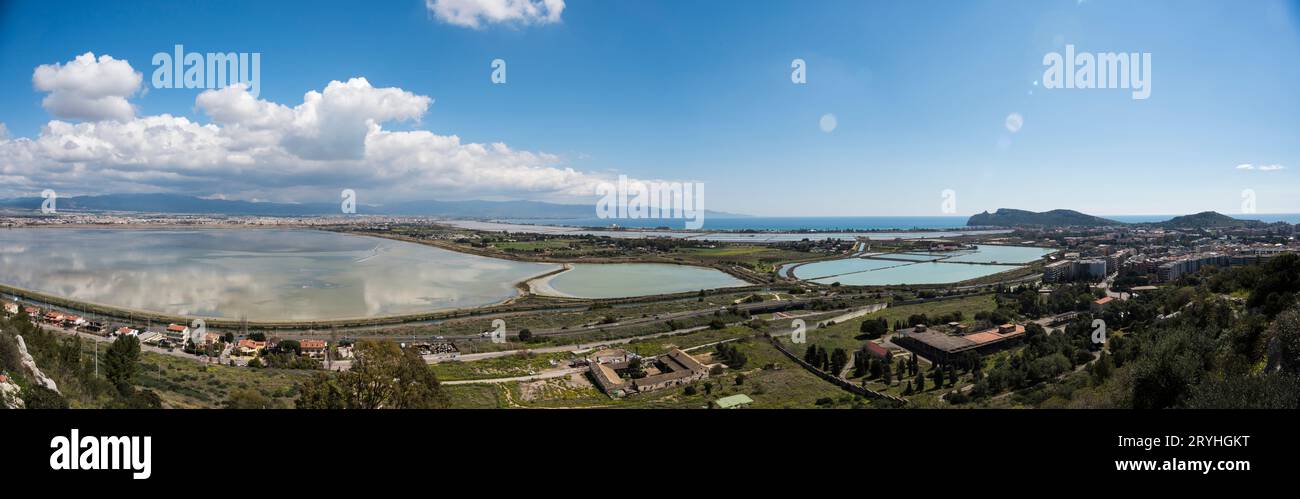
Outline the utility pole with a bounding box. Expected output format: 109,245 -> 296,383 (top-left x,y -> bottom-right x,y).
328,326 -> 337,370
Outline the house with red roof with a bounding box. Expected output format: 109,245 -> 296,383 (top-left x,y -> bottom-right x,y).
163,324 -> 191,344
299,339 -> 328,358
236,339 -> 267,356
1091,296 -> 1114,314
863,342 -> 891,360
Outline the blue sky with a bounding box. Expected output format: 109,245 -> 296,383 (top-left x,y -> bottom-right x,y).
0,0 -> 1297,216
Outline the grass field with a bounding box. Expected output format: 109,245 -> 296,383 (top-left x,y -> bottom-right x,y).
678,245 -> 815,273
431,350 -> 578,381
493,239 -> 580,251
619,325 -> 760,357
132,350 -> 313,408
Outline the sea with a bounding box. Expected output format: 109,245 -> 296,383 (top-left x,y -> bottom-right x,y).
502,214 -> 1300,232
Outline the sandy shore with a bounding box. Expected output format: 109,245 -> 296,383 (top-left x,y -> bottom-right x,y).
524,264 -> 575,298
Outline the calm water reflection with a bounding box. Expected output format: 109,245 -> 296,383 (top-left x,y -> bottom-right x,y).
539,263 -> 749,299
792,245 -> 1054,285
0,228 -> 558,321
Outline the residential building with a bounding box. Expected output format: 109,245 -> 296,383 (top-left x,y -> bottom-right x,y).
299,339 -> 327,358
164,324 -> 191,344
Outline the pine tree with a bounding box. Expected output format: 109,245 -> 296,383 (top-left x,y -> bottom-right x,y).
104,335 -> 141,392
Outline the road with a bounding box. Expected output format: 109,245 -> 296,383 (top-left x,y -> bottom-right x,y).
36,322 -> 222,364
28,297 -> 897,386
1096,272 -> 1129,301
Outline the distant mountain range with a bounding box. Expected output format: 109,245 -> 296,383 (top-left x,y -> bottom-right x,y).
0,193 -> 743,219
967,208 -> 1269,229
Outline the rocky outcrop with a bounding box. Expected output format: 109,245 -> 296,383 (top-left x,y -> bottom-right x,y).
0,376 -> 22,409
15,335 -> 58,393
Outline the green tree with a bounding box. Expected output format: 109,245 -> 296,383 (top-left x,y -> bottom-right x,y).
104,335 -> 140,392
518,328 -> 534,342
224,388 -> 273,409
803,344 -> 818,365
1090,351 -> 1114,385
830,348 -> 849,374
23,384 -> 69,409
107,388 -> 162,409
296,341 -> 448,409
1271,306 -> 1300,374
277,339 -> 301,354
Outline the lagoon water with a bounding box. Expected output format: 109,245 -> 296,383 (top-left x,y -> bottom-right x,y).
941,245 -> 1056,264
536,263 -> 749,299
0,228 -> 754,320
808,262 -> 1017,286
792,245 -> 1055,285
0,228 -> 561,321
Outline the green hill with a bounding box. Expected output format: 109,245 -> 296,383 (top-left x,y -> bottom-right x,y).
1155,211 -> 1261,229
966,209 -> 1122,227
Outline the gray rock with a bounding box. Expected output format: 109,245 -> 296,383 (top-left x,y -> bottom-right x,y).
15,335 -> 58,393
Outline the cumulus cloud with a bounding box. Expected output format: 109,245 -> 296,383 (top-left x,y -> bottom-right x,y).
1236,163 -> 1286,171
3,53 -> 630,205
426,0 -> 565,28
198,78 -> 430,160
32,52 -> 143,122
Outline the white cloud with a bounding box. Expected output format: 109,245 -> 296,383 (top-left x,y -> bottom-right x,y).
3,53 -> 633,205
426,0 -> 565,28
32,52 -> 142,122
1236,163 -> 1286,171
0,123 -> 7,140
199,78 -> 431,160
